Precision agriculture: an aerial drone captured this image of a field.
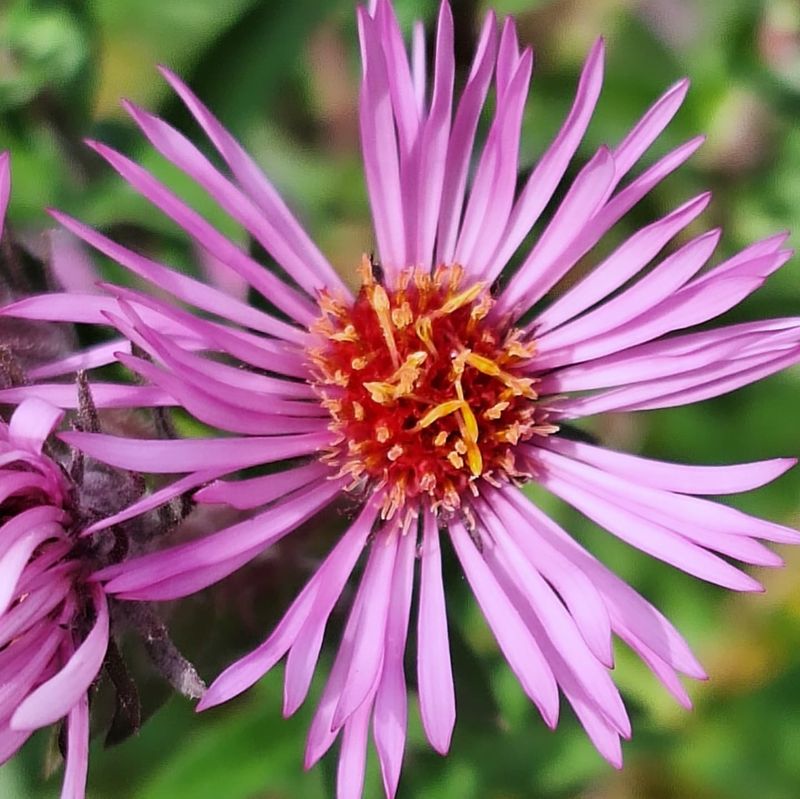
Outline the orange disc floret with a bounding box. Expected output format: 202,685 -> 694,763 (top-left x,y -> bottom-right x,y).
308,256 -> 556,521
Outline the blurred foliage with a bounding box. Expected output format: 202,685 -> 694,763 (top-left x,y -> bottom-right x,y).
3,0 -> 800,797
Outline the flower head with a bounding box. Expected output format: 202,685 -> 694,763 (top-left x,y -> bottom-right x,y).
0,397 -> 110,799
3,2 -> 800,797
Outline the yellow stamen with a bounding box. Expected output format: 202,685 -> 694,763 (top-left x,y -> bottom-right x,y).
447,451 -> 465,469
436,281 -> 487,316
369,284 -> 400,368
392,301 -> 413,328
330,324 -> 358,342
484,401 -> 509,420
417,399 -> 463,429
364,381 -> 397,405
415,316 -> 437,355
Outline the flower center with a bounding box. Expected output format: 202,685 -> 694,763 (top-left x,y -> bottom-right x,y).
308,258 -> 555,521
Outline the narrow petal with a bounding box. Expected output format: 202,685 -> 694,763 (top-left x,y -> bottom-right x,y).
489,487 -> 614,666
8,398 -> 64,454
358,7 -> 406,275
199,577 -> 322,710
158,67 -> 350,297
499,147 -> 616,313
410,1 -> 454,269
448,521 -> 559,727
0,383 -> 174,410
374,527 -> 416,799
482,38 -> 605,281
539,471 -> 763,591
59,692 -> 90,799
534,275 -> 766,371
195,462 -> 330,509
477,502 -> 629,735
332,530 -> 399,729
455,47 -> 532,272
282,501 -> 379,716
12,586 -> 108,731
0,523 -> 65,615
58,429 -> 331,474
538,228 -> 720,353
504,492 -> 706,679
542,437 -> 796,496
85,140 -> 316,327
336,697 -> 373,799
535,192 -> 711,334
51,210 -> 299,342
99,481 -> 342,593
84,468 -> 226,534
436,11 -> 498,264
123,100 -> 331,302
417,508 -> 456,753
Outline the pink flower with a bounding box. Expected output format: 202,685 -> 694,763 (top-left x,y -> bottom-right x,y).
3,3 -> 800,797
0,397 -> 109,799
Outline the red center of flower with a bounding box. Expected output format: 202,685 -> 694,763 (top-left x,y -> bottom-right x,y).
309,258 -> 556,520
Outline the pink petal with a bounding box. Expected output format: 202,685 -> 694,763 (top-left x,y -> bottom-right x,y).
536,192 -> 711,334
8,398 -> 64,454
538,228 -> 721,353
332,530 -> 399,729
86,140 -> 316,328
539,470 -> 763,592
534,275 -> 766,371
374,0 -> 420,161
304,557 -> 373,769
84,468 -> 227,534
373,526 -> 416,799
505,493 -> 706,679
336,696 -> 373,799
199,577 -> 322,710
195,462 -> 330,509
282,501 -> 378,716
490,487 -> 614,667
435,11 -> 498,264
448,521 -> 559,728
52,210 -> 298,342
29,339 -> 132,380
499,146 -> 616,312
0,383 -> 174,410
410,1 -> 454,269
542,437 -> 796,496
482,38 -> 605,281
358,7 -> 406,276
58,429 -> 331,474
123,100 -> 332,304
0,523 -> 65,615
477,502 -> 629,735
158,67 -> 349,297
612,79 -> 690,175
416,508 -> 456,754
59,691 -> 90,799
99,480 -> 342,593
0,577 -> 72,648
11,586 -> 108,731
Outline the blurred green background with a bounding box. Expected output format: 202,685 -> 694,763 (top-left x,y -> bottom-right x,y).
3,0 -> 800,797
